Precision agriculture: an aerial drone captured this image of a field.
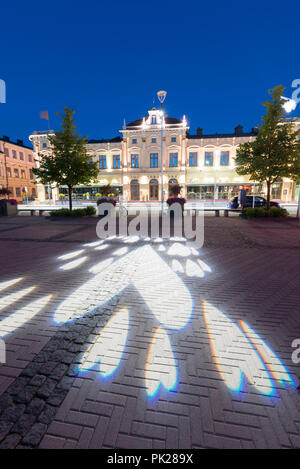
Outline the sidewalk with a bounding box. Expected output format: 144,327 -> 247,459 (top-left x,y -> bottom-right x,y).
0,216 -> 299,448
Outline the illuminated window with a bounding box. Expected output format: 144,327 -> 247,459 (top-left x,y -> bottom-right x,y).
131,154 -> 139,168
150,153 -> 158,168
220,151 -> 229,166
169,153 -> 178,167
99,155 -> 106,169
21,170 -> 25,178
113,155 -> 120,169
205,152 -> 214,166
189,152 -> 197,167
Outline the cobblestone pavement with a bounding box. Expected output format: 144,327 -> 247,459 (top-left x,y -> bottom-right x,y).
0,215 -> 299,449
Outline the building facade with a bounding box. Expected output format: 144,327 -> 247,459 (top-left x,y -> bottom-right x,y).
0,136 -> 36,202
29,108 -> 299,203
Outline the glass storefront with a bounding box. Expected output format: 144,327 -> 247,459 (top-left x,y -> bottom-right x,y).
59,186 -> 123,201
187,185 -> 241,200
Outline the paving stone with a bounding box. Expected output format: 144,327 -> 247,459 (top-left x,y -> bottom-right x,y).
22,423 -> 48,447
26,398 -> 46,416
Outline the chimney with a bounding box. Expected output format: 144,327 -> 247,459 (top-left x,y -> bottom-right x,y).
196,127 -> 203,137
17,139 -> 23,145
2,136 -> 10,142
234,125 -> 243,136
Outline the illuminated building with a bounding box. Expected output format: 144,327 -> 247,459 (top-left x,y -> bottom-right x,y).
29,110 -> 300,202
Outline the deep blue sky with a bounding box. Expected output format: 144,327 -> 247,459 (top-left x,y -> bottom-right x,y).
0,0 -> 299,146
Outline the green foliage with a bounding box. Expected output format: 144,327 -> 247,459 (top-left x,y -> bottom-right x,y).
241,206 -> 288,218
50,207 -> 96,217
33,107 -> 99,210
236,85 -> 300,207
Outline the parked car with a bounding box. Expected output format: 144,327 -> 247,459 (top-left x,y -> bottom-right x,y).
229,196 -> 280,209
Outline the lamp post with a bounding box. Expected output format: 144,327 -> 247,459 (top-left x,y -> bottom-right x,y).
157,90 -> 167,213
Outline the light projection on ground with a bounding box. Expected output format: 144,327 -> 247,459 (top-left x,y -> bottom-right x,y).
0,237 -> 295,399
79,307 -> 129,377
204,302 -> 295,395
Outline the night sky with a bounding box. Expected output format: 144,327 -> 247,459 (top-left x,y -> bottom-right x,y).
0,0 -> 299,145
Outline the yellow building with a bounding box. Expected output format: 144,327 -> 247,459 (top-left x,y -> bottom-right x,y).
29,108 -> 298,202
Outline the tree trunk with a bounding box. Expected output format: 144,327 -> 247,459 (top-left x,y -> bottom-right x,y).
68,186 -> 73,211
266,180 -> 271,210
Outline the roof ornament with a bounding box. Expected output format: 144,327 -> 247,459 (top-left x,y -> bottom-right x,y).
123,118 -> 126,130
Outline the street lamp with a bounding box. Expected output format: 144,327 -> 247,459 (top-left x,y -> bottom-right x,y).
157,90 -> 167,213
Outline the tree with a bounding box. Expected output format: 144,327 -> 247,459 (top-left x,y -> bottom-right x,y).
236,85 -> 300,208
33,107 -> 99,210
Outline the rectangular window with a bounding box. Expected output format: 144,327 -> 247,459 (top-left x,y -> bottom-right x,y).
151,138 -> 156,143
4,148 -> 9,157
12,150 -> 17,159
205,152 -> 214,166
14,168 -> 19,178
171,137 -> 176,143
151,116 -> 157,124
189,152 -> 198,167
16,187 -> 21,197
19,152 -> 24,160
21,169 -> 26,178
150,153 -> 158,168
29,169 -> 34,179
28,154 -> 33,163
169,153 -> 178,167
6,167 -> 11,177
99,155 -> 106,169
131,154 -> 139,168
220,151 -> 229,166
113,155 -> 120,169
132,138 -> 137,144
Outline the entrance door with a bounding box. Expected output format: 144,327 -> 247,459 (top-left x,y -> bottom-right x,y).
130,180 -> 140,200
149,179 -> 158,200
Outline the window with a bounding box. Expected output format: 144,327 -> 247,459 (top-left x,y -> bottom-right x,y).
87,156 -> 93,164
171,137 -> 176,143
4,148 -> 9,157
42,142 -> 47,148
132,138 -> 137,144
6,167 -> 11,177
151,138 -> 157,143
150,153 -> 158,168
169,153 -> 178,168
28,154 -> 33,162
99,155 -> 106,169
189,152 -> 198,167
21,169 -> 26,178
19,152 -> 24,160
12,150 -> 17,159
29,169 -> 34,179
113,155 -> 120,169
151,116 -> 157,125
205,152 -> 214,166
14,168 -> 19,178
131,154 -> 139,168
16,187 -> 21,197
220,151 -> 229,166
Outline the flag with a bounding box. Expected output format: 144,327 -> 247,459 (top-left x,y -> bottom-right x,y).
40,110 -> 49,120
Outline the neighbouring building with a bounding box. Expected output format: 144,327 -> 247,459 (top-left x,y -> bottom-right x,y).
0,136 -> 37,202
29,108 -> 300,203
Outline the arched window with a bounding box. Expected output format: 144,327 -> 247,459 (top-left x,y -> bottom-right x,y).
130,179 -> 140,201
168,178 -> 178,196
149,179 -> 158,200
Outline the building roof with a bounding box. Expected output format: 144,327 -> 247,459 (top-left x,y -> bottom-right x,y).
126,116 -> 182,127
0,136 -> 33,150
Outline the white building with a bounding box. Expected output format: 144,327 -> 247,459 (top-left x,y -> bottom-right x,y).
29,108 -> 299,202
